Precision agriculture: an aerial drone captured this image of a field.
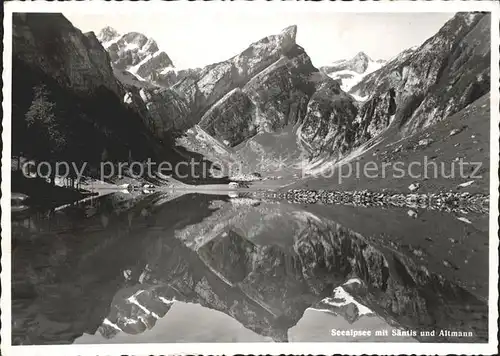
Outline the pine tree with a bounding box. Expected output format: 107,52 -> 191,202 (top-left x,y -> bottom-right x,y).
25,84 -> 66,185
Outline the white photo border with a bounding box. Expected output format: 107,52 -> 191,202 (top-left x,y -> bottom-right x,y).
1,1 -> 499,355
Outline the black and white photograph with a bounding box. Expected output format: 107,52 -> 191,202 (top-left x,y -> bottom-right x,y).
1,1 -> 499,355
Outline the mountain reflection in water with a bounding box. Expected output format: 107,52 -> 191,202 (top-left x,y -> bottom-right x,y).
11,192 -> 489,345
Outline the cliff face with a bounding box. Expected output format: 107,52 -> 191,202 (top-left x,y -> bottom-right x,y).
122,86 -> 192,137
351,12 -> 490,141
12,13 -> 163,164
299,78 -> 358,159
14,14 -> 121,97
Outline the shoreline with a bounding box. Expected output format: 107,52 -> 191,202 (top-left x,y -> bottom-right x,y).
266,188 -> 489,214
12,178 -> 490,217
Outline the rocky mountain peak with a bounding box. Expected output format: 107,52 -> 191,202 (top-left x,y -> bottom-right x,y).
354,51 -> 371,61
347,51 -> 373,74
321,51 -> 383,78
281,25 -> 298,42
97,26 -> 120,43
121,32 -> 157,50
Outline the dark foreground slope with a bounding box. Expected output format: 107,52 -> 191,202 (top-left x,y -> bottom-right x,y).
12,13 -> 162,166
12,13 -> 231,191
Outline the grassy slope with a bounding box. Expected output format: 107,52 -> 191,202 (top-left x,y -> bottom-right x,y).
287,94 -> 490,194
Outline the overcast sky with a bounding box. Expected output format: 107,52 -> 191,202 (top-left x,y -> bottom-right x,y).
64,12 -> 455,69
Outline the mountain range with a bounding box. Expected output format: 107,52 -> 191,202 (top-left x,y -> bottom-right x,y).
12,12 -> 491,190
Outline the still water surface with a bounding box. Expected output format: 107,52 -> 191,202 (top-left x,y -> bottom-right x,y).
11,192 -> 489,344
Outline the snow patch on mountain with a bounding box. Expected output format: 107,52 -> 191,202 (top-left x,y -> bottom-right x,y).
310,278 -> 374,317
103,36 -> 121,49
128,50 -> 164,74
160,66 -> 190,75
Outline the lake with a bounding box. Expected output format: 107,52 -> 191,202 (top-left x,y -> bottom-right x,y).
11,191 -> 489,344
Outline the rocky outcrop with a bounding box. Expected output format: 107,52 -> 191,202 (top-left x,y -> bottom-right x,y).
198,43 -> 318,146
184,26 -> 358,160
172,25 -> 299,116
354,88 -> 396,142
350,12 -> 490,141
299,77 -> 358,159
121,86 -> 191,137
135,52 -> 173,79
97,26 -> 119,43
243,47 -> 315,130
154,67 -> 202,88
